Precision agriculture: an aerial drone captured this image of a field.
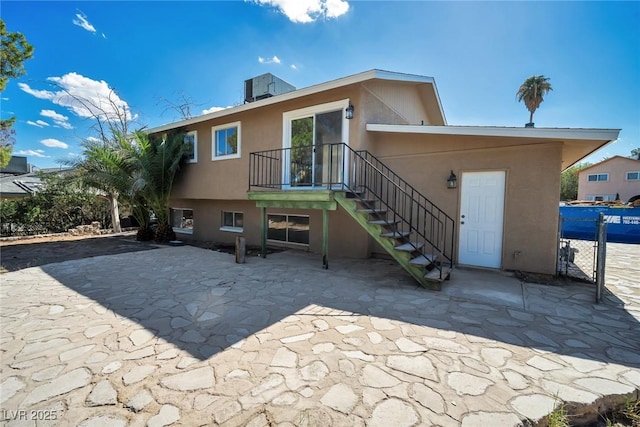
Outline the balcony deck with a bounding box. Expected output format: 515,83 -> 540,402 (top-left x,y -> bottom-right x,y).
247,190 -> 338,210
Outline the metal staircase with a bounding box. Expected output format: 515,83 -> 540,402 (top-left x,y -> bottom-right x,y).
249,143 -> 455,290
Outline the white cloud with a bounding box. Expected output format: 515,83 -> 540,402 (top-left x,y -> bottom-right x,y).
18,83 -> 55,99
19,73 -> 132,122
252,0 -> 349,23
56,121 -> 74,130
290,64 -> 298,70
258,55 -> 281,64
27,120 -> 50,128
15,149 -> 50,158
202,106 -> 232,115
40,109 -> 73,129
86,136 -> 101,143
73,12 -> 96,33
324,0 -> 349,18
40,138 -> 69,149
40,109 -> 68,122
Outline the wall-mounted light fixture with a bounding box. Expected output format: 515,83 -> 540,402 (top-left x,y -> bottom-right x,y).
447,170 -> 457,189
345,103 -> 355,120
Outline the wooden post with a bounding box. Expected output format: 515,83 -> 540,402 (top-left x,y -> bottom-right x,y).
322,208 -> 329,269
260,207 -> 267,258
235,236 -> 246,264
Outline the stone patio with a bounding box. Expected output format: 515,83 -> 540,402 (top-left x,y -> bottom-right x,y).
1,242 -> 638,426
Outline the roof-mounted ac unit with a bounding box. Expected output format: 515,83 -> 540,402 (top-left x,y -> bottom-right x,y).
244,73 -> 296,103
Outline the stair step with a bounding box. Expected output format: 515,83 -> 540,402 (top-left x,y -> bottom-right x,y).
424,266 -> 452,282
380,231 -> 410,238
394,242 -> 425,252
369,219 -> 400,226
360,199 -> 377,205
358,208 -> 387,215
409,254 -> 438,266
345,191 -> 364,199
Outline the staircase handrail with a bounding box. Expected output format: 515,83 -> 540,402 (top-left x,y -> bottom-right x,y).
249,143 -> 455,272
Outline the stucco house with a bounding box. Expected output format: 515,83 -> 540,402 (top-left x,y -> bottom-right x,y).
577,155 -> 640,203
149,70 -> 619,289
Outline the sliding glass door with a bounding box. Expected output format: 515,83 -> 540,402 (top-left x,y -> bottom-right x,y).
285,101 -> 347,188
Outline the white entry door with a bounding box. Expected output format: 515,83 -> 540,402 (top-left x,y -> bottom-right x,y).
458,171 -> 506,268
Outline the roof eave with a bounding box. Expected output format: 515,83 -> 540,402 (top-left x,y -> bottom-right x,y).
148,69 -> 443,134
576,154 -> 640,172
366,124 -> 621,141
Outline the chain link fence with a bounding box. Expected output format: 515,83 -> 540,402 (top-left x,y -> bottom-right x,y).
557,213 -> 607,302
558,236 -> 596,282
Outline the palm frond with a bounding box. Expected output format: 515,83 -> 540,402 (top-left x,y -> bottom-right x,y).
516,75 -> 552,123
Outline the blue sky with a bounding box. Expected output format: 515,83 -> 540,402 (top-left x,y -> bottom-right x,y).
2,0 -> 639,169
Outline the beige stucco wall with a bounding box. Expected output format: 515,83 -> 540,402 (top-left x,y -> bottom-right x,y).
170,81 -> 437,200
368,133 -> 563,275
166,78 -> 566,276
361,81 -> 432,126
577,157 -> 640,202
171,199 -> 370,259
171,86 -> 365,200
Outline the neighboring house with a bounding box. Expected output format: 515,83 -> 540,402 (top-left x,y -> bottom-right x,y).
577,155 -> 640,203
149,69 -> 619,289
0,167 -> 74,200
1,156 -> 40,199
0,172 -> 44,199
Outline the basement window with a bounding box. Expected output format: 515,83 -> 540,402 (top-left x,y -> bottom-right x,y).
170,208 -> 193,234
221,211 -> 243,233
268,214 -> 309,245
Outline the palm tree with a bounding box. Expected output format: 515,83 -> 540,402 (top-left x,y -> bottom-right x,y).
516,75 -> 552,127
130,129 -> 188,242
113,133 -> 154,240
66,137 -> 130,233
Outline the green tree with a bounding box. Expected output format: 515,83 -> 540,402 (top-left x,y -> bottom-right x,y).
516,75 -> 552,126
130,129 -> 188,242
0,172 -> 109,237
59,86 -> 138,234
631,148 -> 640,160
66,136 -> 132,233
560,162 -> 591,201
60,85 -> 190,241
0,19 -> 34,166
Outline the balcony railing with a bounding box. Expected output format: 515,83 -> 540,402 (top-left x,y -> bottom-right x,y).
249,143 -> 455,276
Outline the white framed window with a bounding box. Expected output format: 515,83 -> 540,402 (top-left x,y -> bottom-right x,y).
221,211 -> 243,233
587,173 -> 608,182
586,194 -> 615,202
267,214 -> 309,245
170,208 -> 193,234
626,171 -> 640,181
212,122 -> 241,161
184,131 -> 197,163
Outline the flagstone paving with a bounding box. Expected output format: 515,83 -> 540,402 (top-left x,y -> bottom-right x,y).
1,243 -> 639,426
